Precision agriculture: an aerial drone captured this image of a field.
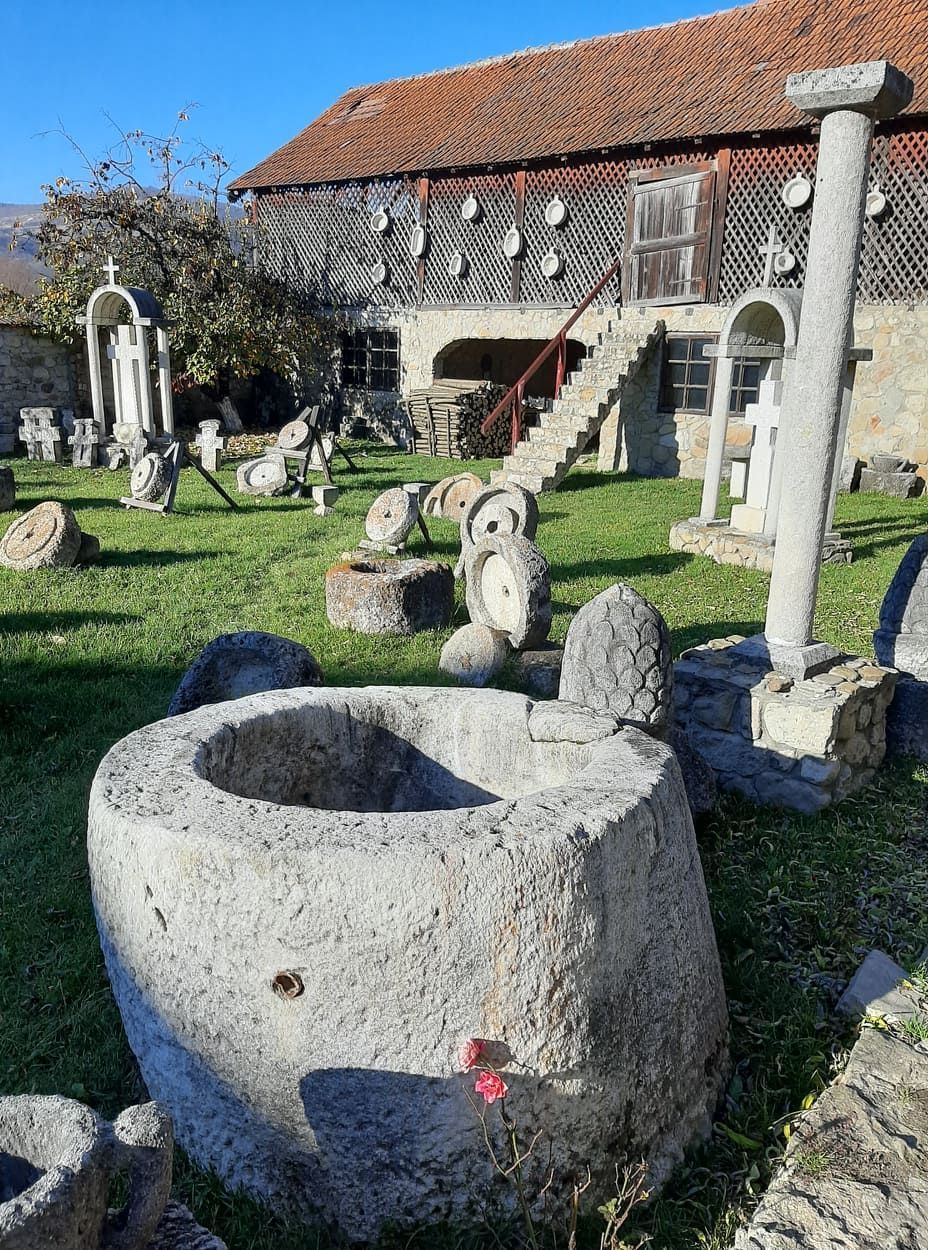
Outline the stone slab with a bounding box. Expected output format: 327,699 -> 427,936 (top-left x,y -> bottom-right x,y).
859,467 -> 922,498
786,60 -> 914,120
836,949 -> 917,1023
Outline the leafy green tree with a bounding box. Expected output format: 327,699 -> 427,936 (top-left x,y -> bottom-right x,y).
1,112 -> 328,429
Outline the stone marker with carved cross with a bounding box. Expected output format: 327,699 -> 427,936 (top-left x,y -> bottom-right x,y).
195,420 -> 225,473
730,380 -> 781,534
69,418 -> 101,468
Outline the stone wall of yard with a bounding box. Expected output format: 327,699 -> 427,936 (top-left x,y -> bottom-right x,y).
340,300 -> 928,476
0,326 -> 85,455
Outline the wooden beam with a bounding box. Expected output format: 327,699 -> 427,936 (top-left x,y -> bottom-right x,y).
511,169 -> 526,304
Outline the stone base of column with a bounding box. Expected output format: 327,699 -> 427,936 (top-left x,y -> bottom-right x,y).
669,518 -> 853,573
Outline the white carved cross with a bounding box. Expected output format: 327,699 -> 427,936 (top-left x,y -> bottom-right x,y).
744,379 -> 782,511
106,325 -> 144,426
102,254 -> 120,284
195,419 -> 225,472
758,224 -> 785,287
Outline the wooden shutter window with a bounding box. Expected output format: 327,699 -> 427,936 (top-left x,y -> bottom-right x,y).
623,163 -> 718,306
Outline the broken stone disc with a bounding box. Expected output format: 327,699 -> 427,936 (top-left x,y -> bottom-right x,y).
277,419 -> 312,452
130,453 -> 170,503
464,533 -> 552,649
0,501 -> 82,570
365,487 -> 418,546
559,582 -> 673,737
0,467 -> 14,512
462,482 -> 539,548
236,454 -> 288,496
439,622 -> 509,687
422,473 -> 483,520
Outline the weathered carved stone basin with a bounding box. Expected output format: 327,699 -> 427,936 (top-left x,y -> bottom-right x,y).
88,686 -> 728,1240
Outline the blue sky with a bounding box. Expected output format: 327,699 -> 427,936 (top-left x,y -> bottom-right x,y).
1,0 -> 750,203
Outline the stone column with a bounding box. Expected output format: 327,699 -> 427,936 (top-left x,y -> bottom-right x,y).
698,354 -> 735,520
764,62 -> 912,676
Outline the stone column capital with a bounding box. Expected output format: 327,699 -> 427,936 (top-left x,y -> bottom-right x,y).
786,60 -> 913,121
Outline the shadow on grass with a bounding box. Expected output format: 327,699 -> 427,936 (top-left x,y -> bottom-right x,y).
97,550 -> 217,569
0,609 -> 139,635
549,551 -> 692,582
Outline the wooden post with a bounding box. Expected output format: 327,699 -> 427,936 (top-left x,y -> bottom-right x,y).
416,176 -> 429,306
511,169 -> 526,304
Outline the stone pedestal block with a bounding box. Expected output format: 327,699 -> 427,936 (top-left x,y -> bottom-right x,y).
88,686 -> 729,1241
859,467 -> 922,498
670,518 -> 852,571
674,638 -> 896,813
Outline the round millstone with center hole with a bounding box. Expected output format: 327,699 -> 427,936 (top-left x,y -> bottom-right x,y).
464,533 -> 552,649
277,419 -> 312,452
0,501 -> 82,570
365,488 -> 418,546
456,482 -> 538,576
423,473 -> 483,520
130,453 -> 169,503
236,455 -> 288,496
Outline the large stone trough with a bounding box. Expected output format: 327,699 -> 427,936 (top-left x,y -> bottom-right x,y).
88,686 -> 728,1240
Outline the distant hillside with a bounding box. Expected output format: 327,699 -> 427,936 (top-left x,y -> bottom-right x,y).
0,204 -> 43,266
0,254 -> 41,296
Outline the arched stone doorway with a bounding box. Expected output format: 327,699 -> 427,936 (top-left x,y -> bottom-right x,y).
433,337 -> 586,398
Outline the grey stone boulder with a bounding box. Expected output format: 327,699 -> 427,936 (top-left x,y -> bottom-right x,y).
88,685 -> 729,1241
506,643 -> 564,699
559,583 -> 674,737
859,467 -> 922,499
836,949 -> 919,1024
167,631 -> 323,716
0,1096 -> 172,1249
148,1202 -> 228,1249
326,558 -> 453,635
439,622 -> 509,686
0,502 -> 83,570
0,468 -> 14,512
464,533 -> 552,649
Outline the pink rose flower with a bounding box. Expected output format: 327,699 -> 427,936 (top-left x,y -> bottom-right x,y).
474,1070 -> 509,1104
459,1038 -> 486,1071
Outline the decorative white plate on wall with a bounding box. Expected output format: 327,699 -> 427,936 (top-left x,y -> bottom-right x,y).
448,251 -> 468,277
503,225 -> 523,259
774,250 -> 796,276
866,187 -> 888,218
782,175 -> 813,209
409,224 -> 428,257
370,209 -> 390,234
544,196 -> 569,227
541,249 -> 564,278
461,194 -> 481,222
371,261 -> 389,284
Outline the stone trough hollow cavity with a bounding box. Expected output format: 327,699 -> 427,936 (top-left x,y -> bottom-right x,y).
88,686 -> 729,1241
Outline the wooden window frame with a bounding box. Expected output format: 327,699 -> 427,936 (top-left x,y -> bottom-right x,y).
622,154 -> 729,307
658,332 -> 718,415
728,356 -> 762,417
340,326 -> 401,392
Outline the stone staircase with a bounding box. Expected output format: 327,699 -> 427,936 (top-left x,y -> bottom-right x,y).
490,320 -> 664,494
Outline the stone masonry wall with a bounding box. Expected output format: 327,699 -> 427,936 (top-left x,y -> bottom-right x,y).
365,301 -> 928,481
0,326 -> 85,455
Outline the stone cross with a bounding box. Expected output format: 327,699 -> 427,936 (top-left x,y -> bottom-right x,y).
743,381 -> 781,511
105,325 -> 144,427
69,418 -> 101,468
758,224 -> 786,287
764,60 -> 913,678
103,255 -> 120,284
195,419 -> 225,472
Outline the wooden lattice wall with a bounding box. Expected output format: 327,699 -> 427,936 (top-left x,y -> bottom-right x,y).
254,124 -> 928,310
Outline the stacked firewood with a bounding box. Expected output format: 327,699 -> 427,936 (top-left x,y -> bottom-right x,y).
406,380 -> 513,459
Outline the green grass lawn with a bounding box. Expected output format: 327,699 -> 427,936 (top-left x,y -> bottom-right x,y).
1,446 -> 926,1249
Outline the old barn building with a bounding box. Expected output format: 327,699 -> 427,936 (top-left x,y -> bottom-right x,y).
229,0 -> 928,487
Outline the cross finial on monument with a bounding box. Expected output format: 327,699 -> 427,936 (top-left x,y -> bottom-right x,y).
102,255 -> 120,284
758,224 -> 785,287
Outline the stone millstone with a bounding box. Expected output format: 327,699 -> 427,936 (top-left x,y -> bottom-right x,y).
0,502 -> 82,570
464,534 -> 552,649
325,559 -> 453,635
0,468 -> 14,512
456,482 -> 539,576
365,488 -> 418,546
559,583 -> 673,737
439,623 -> 509,686
167,631 -> 323,716
277,419 -> 313,452
130,453 -> 170,503
423,472 -> 483,520
236,454 -> 288,496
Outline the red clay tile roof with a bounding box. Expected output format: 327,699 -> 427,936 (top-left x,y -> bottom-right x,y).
230,0 -> 926,191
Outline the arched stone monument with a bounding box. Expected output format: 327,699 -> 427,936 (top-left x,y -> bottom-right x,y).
76,257 -> 174,440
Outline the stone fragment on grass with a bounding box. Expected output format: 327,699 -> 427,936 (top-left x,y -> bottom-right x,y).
0,502 -> 83,570
836,949 -> 917,1023
439,622 -> 509,686
507,643 -> 563,698
167,631 -> 323,716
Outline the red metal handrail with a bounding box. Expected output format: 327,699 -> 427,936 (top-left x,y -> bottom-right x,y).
480,257 -> 622,452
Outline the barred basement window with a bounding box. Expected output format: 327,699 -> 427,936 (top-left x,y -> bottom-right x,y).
728,358 -> 762,415
659,335 -> 715,413
340,328 -> 400,391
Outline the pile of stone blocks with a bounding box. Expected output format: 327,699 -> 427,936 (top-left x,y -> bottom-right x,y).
674,637 -> 897,813
859,453 -> 923,499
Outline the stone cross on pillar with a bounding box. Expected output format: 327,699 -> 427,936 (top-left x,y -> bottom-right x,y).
730,380 -> 781,534
195,419 -> 225,472
758,224 -> 786,287
764,61 -> 913,678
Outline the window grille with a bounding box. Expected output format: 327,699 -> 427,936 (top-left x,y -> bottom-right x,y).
340,327 -> 400,391
659,334 -> 716,413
